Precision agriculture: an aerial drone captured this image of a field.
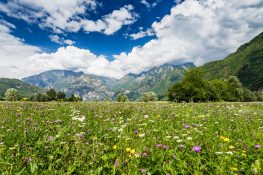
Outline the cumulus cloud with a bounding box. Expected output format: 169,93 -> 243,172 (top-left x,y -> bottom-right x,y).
81,5 -> 138,35
1,0 -> 263,80
113,0 -> 263,74
0,21 -> 40,78
21,46 -> 121,78
0,1 -> 137,35
49,35 -> 75,45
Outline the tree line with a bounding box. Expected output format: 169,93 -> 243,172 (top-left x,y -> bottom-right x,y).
2,69 -> 263,103
2,88 -> 82,102
168,68 -> 263,102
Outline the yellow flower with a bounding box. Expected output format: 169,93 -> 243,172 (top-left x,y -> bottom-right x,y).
241,153 -> 247,157
230,167 -> 238,171
220,136 -> 230,142
229,145 -> 235,149
130,149 -> 135,154
126,148 -> 131,152
113,145 -> 117,150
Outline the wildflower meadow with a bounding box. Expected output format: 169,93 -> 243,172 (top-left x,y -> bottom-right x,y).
0,102 -> 262,174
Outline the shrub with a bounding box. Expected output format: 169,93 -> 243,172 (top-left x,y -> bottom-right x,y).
4,88 -> 19,101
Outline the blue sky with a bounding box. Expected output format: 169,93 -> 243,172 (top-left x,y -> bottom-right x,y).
1,0 -> 175,59
0,0 -> 263,79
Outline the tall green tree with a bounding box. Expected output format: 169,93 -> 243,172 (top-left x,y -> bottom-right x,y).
227,76 -> 244,101
46,88 -> 57,100
57,91 -> 66,100
116,93 -> 123,102
169,69 -> 212,102
116,93 -> 129,102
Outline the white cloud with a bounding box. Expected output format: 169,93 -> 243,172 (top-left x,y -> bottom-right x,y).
112,0 -> 263,75
81,5 -> 137,35
1,0 -> 263,80
0,19 -> 16,29
0,21 -> 40,78
130,28 -> 155,40
21,46 -> 119,78
49,35 -> 75,45
141,0 -> 160,9
0,1 -> 137,35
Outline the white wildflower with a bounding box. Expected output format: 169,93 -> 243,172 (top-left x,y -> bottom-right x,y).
226,151 -> 233,155
138,133 -> 145,137
186,137 -> 192,141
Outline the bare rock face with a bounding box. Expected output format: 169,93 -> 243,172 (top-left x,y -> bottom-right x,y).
22,70 -> 116,101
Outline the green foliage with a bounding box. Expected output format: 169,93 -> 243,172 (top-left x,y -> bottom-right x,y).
168,69 -> 212,102
30,93 -> 50,102
121,95 -> 129,102
4,88 -> 19,101
46,88 -> 57,100
0,78 -> 41,98
116,93 -> 123,102
0,102 -> 262,174
201,32 -> 263,91
67,94 -> 83,102
116,93 -> 130,102
113,64 -> 195,101
255,91 -> 263,101
168,69 -> 262,102
56,91 -> 66,100
29,92 -> 81,102
140,92 -> 158,102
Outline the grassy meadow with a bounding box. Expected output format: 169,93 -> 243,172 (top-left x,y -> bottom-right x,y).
0,102 -> 262,174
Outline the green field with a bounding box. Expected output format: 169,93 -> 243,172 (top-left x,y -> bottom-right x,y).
0,102 -> 262,174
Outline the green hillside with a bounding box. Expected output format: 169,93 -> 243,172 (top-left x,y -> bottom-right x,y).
201,32 -> 263,90
113,63 -> 195,100
0,78 -> 41,99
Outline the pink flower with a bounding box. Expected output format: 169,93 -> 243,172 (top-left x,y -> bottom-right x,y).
192,145 -> 201,153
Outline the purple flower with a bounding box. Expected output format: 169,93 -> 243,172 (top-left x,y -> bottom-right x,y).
162,145 -> 169,150
155,144 -> 163,148
134,129 -> 139,134
142,152 -> 148,157
255,144 -> 261,149
192,145 -> 201,153
184,124 -> 191,129
114,160 -> 120,167
16,113 -> 21,117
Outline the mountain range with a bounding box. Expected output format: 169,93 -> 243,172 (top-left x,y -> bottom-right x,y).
1,32 -> 262,100
22,63 -> 194,101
